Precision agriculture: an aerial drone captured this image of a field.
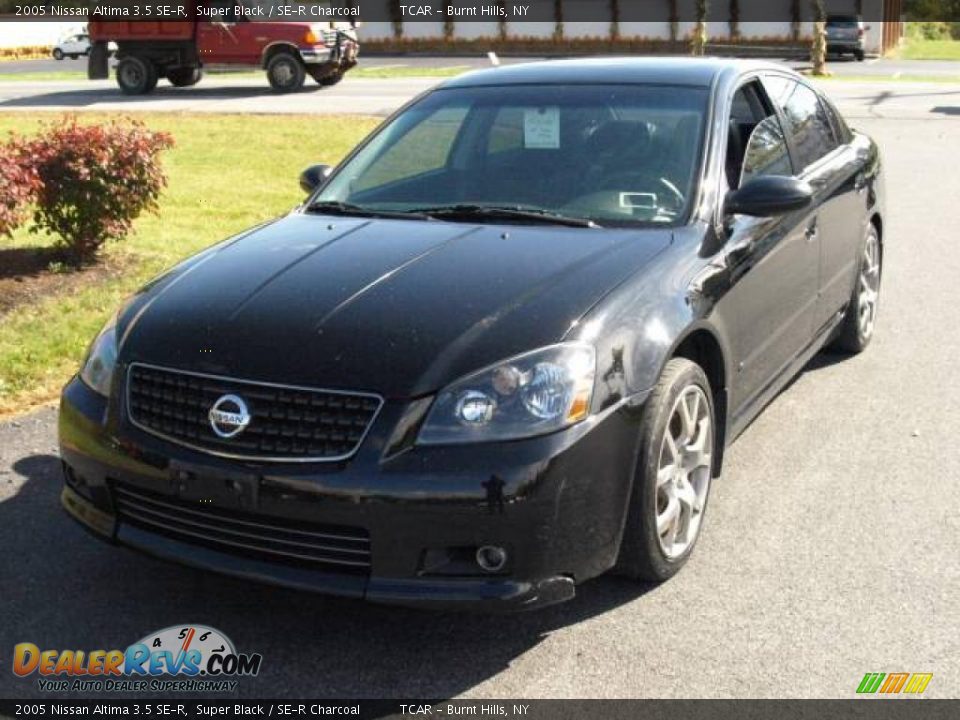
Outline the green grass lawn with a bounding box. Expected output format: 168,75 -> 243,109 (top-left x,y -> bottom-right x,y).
0,112 -> 382,414
0,65 -> 467,83
898,38 -> 960,61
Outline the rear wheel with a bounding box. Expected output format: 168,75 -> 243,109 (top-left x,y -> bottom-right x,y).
616,358 -> 715,582
116,56 -> 157,95
831,223 -> 881,353
167,67 -> 203,87
855,50 -> 865,61
266,52 -> 306,92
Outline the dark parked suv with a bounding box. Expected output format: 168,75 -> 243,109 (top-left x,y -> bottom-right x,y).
60,59 -> 884,610
826,14 -> 868,61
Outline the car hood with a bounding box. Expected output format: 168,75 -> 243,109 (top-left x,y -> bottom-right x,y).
119,213 -> 671,398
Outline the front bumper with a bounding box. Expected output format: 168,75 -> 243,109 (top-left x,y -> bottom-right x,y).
59,375 -> 644,611
827,41 -> 865,53
299,39 -> 358,67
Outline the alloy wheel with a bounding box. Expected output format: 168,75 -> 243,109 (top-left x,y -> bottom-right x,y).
656,385 -> 713,559
858,228 -> 881,340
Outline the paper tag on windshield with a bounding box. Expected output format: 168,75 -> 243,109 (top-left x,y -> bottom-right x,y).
524,107 -> 560,149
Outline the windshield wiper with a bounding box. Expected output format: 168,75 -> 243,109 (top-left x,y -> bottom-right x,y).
304,201 -> 431,221
408,204 -> 599,228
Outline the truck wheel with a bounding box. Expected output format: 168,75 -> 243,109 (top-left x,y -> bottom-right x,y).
167,68 -> 203,88
116,56 -> 157,95
53,48 -> 64,61
266,52 -> 306,92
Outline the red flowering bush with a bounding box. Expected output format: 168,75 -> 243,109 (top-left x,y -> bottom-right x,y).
0,138 -> 40,237
27,119 -> 174,263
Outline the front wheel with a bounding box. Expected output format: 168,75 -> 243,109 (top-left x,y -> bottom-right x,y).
616,358 -> 716,582
855,50 -> 866,61
831,223 -> 881,353
266,52 -> 306,92
52,48 -> 64,61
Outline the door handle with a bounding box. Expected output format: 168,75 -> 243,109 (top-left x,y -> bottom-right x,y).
805,219 -> 819,242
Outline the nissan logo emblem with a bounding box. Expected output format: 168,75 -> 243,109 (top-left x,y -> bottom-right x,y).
208,394 -> 251,438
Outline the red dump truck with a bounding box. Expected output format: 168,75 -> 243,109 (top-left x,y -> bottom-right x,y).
88,3 -> 359,94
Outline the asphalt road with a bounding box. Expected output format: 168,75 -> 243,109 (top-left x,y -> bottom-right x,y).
7,53 -> 960,77
1,56 -> 959,119
1,80 -> 959,700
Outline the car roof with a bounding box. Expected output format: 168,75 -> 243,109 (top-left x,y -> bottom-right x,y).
440,57 -> 795,90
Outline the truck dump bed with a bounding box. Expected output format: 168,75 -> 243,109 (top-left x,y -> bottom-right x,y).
88,22 -> 196,42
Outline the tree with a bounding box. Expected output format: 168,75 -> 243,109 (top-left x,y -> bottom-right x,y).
389,0 -> 403,39
729,0 -> 740,40
610,0 -> 621,41
553,0 -> 564,41
441,5 -> 454,41
691,0 -> 709,55
791,0 -> 802,41
497,1 -> 508,41
667,0 -> 679,44
810,0 -> 828,76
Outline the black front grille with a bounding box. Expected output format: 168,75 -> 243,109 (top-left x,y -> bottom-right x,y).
127,364 -> 382,461
114,483 -> 371,573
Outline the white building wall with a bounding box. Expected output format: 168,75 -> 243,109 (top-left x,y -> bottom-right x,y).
454,22 -> 503,40
0,21 -> 81,48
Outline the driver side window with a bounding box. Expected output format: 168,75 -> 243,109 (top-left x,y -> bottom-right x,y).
740,116 -> 792,187
725,81 -> 791,190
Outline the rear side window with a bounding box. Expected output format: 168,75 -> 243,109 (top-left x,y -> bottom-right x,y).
820,95 -> 852,144
763,76 -> 838,172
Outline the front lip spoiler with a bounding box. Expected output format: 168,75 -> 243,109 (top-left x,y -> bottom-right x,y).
62,485 -> 575,612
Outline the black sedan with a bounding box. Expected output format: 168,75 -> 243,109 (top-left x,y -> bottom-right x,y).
59,58 -> 884,610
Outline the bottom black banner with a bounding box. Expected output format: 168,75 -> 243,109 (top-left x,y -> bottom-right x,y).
1,700 -> 959,720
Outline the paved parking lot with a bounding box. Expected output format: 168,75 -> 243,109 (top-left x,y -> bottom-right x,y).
0,74 -> 958,699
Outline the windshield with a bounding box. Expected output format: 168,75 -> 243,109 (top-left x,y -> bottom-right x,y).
314,84 -> 709,227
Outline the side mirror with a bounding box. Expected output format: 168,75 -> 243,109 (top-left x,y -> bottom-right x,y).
299,164 -> 333,194
725,176 -> 813,218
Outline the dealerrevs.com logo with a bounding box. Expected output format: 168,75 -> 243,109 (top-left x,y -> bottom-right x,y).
13,625 -> 263,693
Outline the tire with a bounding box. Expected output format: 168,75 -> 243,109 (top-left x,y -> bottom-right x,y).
167,67 -> 203,88
116,56 -> 157,95
616,358 -> 716,583
266,52 -> 306,92
53,48 -> 64,61
856,50 -> 865,61
144,69 -> 159,93
831,222 -> 881,354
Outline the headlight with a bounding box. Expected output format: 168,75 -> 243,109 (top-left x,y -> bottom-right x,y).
79,316 -> 118,397
418,343 -> 596,445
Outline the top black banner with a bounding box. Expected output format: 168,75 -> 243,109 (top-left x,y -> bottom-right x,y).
0,0 -> 958,23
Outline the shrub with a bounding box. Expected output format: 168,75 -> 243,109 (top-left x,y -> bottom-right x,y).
907,21 -> 953,40
27,119 -> 174,263
0,138 -> 40,237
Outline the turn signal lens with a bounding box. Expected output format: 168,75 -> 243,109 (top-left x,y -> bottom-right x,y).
304,30 -> 319,44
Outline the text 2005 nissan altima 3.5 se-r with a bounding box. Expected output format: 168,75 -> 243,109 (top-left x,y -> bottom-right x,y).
60,58 -> 884,610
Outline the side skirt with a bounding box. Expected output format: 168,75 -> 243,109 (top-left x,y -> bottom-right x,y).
726,309 -> 845,444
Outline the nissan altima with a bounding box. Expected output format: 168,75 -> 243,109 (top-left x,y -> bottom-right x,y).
59,58 -> 884,610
